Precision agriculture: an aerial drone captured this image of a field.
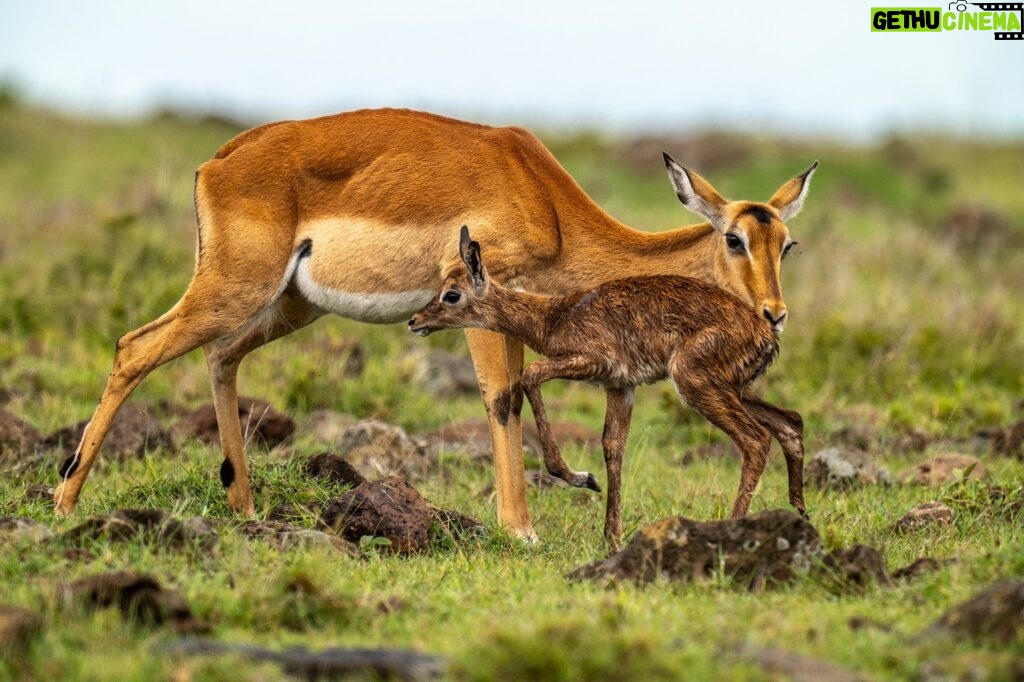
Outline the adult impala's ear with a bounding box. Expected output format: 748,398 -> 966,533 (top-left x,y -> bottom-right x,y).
663,152 -> 728,233
769,161 -> 818,222
459,225 -> 487,293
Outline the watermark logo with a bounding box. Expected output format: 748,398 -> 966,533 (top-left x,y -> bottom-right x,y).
871,3 -> 1023,40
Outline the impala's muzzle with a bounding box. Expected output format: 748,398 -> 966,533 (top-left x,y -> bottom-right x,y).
407,316 -> 434,337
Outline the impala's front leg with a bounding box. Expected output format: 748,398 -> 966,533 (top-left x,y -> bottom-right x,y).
520,357 -> 602,493
465,329 -> 535,541
602,387 -> 634,552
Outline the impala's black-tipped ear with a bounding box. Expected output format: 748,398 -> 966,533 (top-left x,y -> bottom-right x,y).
458,225 -> 487,292
663,151 -> 729,233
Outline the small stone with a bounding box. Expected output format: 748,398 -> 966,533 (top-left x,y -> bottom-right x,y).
925,580 -> 1024,644
805,447 -> 891,490
238,520 -> 359,556
0,604 -> 42,656
899,453 -> 987,486
304,452 -> 367,487
893,502 -> 953,534
338,420 -> 435,482
321,476 -> 434,555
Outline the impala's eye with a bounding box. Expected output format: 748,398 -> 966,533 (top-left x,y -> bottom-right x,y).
782,241 -> 798,259
725,233 -> 745,253
442,290 -> 462,305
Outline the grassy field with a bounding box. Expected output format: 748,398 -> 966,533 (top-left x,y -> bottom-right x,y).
1,95 -> 1022,680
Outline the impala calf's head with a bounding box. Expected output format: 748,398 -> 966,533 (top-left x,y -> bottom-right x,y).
663,153 -> 817,334
409,226 -> 490,336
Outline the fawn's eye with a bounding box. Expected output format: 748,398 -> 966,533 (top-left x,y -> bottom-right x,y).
442,290 -> 462,304
725,233 -> 745,253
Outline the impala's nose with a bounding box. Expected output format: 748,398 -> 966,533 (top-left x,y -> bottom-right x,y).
763,306 -> 787,334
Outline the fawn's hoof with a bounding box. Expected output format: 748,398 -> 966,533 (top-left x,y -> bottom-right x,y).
584,472 -> 602,493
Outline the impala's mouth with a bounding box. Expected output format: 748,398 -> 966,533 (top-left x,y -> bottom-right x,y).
407,319 -> 434,336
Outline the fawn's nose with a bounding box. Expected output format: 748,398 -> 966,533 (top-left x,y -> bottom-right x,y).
762,306 -> 787,333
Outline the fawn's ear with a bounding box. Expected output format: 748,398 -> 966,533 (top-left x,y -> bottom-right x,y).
663,152 -> 729,232
769,161 -> 818,222
459,225 -> 487,293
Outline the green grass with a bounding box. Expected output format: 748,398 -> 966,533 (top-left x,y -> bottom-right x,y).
1,100 -> 1023,680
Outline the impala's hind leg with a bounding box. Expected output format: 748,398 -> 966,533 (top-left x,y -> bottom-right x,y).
520,356 -> 603,493
743,395 -> 806,518
54,284 -> 275,514
203,293 -> 321,515
670,357 -> 772,518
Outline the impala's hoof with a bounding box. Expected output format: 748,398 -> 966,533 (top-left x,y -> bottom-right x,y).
584,472 -> 602,493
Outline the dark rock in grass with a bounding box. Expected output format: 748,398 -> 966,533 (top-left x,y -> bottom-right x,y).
818,544 -> 892,592
160,639 -> 445,681
304,452 -> 367,487
893,501 -> 953,534
238,520 -> 359,557
892,557 -> 953,582
430,508 -> 489,540
321,476 -> 433,555
0,409 -> 42,459
0,516 -> 52,543
60,571 -> 208,634
899,453 -> 987,486
43,405 -> 173,460
737,645 -> 864,682
805,447 -> 891,490
24,483 -> 55,502
0,604 -> 42,656
171,396 -> 294,449
61,509 -> 217,549
338,419 -> 435,482
925,580 -> 1024,645
568,509 -> 821,589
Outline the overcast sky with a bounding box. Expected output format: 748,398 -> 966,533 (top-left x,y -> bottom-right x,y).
1,0 -> 1021,137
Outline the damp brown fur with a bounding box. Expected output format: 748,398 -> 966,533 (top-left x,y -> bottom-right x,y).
410,227 -> 807,550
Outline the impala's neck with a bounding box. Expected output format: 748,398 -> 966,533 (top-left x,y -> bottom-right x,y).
473,286 -> 557,355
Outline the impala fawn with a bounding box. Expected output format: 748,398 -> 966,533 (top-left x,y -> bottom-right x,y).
410,227 -> 806,549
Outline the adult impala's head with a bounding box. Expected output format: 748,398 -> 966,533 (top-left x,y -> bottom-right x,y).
663,153 -> 817,334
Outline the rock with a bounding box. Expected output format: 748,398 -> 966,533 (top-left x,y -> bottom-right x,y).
237,520 -> 358,556
0,516 -> 52,543
818,545 -> 892,591
737,645 -> 864,682
805,447 -> 891,489
304,409 -> 358,444
24,483 -> 55,502
304,452 -> 367,487
43,405 -> 172,460
60,571 -> 207,633
420,349 -> 479,397
899,453 -> 987,486
0,409 -> 41,460
0,604 -> 42,656
893,502 -> 953,534
338,419 -> 435,482
892,557 -> 953,582
171,397 -> 294,449
568,509 -> 821,589
159,640 -> 445,681
61,509 -> 217,549
925,580 -> 1024,644
321,476 -> 434,554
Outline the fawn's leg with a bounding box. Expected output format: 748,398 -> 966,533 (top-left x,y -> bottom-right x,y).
520,356 -> 604,492
743,395 -> 807,518
465,329 -> 536,540
203,293 -> 321,515
602,387 -> 634,552
671,357 -> 772,517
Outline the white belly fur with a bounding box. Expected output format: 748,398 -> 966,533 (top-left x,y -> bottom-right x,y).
295,258 -> 433,324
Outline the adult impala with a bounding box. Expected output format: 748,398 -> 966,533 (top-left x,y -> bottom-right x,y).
55,108 -> 816,541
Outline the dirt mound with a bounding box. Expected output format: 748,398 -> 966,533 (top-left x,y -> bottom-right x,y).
899,453 -> 986,486
893,501 -> 953,534
321,476 -> 434,554
925,580 -> 1024,644
238,520 -> 358,556
0,410 -> 41,461
43,406 -> 172,461
171,397 -> 294,449
338,419 -> 435,482
59,571 -> 207,633
304,452 -> 367,487
61,508 -> 217,549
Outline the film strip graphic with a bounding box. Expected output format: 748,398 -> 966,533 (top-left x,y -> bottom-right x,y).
969,2 -> 1024,39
